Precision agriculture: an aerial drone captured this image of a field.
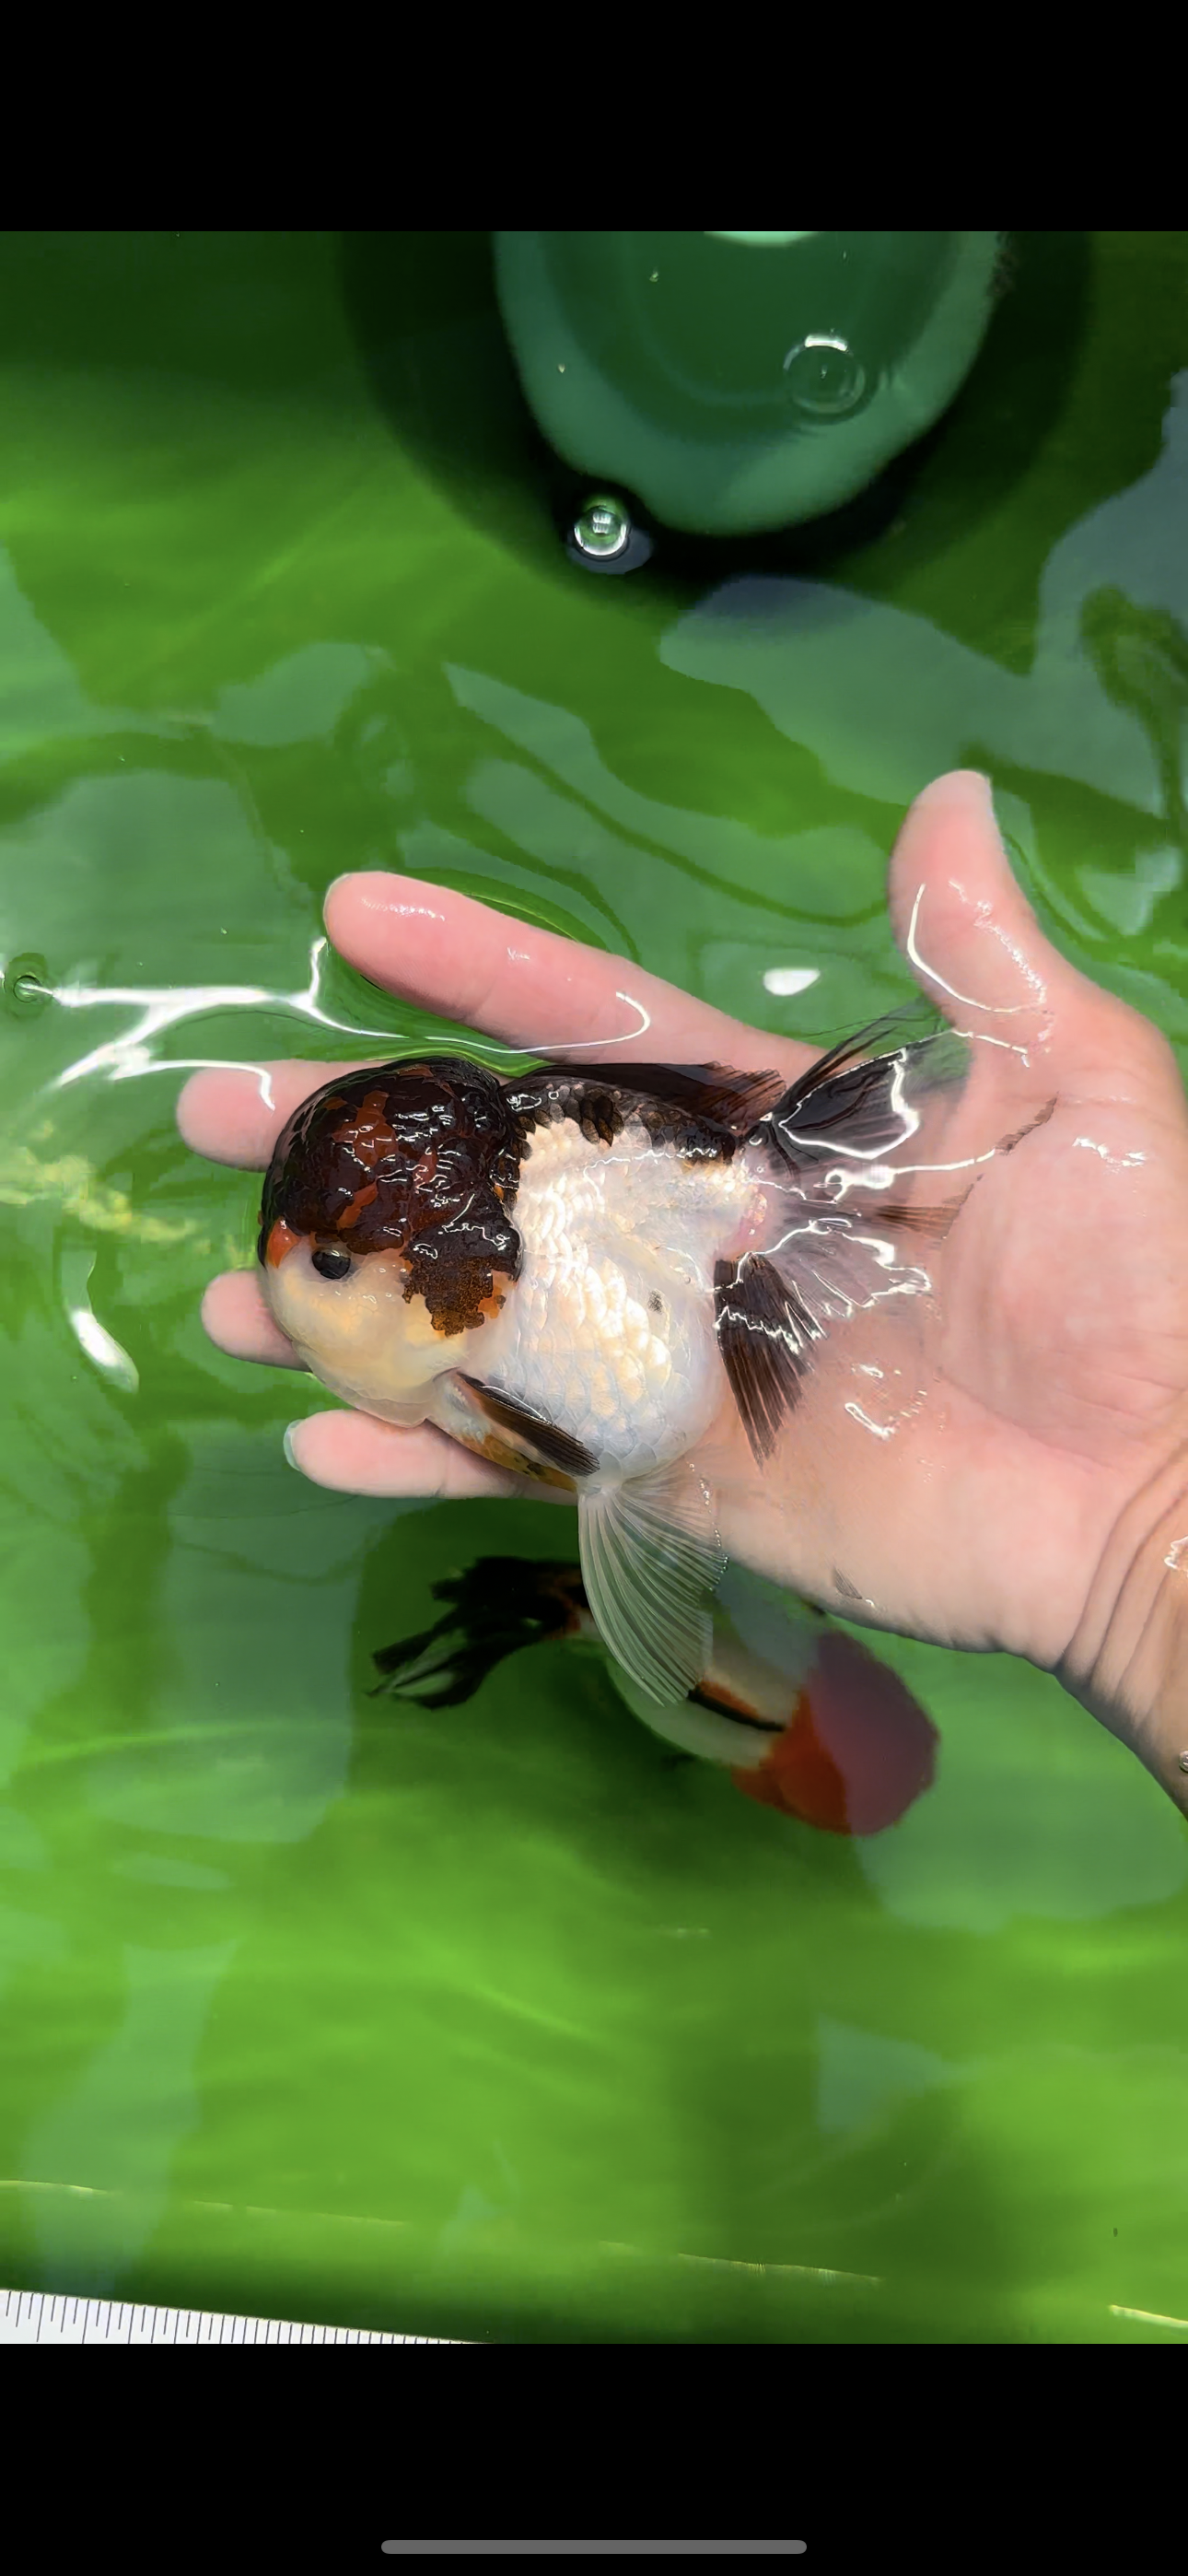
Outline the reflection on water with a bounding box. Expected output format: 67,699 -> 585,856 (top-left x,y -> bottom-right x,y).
62,1247 -> 139,1393
2,237 -> 1188,2342
662,371 -> 1188,997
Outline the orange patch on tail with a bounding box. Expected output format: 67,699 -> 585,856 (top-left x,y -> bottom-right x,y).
730,1633 -> 938,1837
731,1695 -> 851,1833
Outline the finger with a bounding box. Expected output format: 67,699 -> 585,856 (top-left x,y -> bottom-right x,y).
889,773 -> 1072,1025
889,772 -> 1172,1086
324,872 -> 811,1076
178,1059 -> 376,1169
201,1271 -> 308,1369
285,1406 -> 569,1505
201,1269 -> 572,1505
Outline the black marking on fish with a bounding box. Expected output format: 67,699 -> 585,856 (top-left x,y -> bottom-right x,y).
714,1253 -> 823,1465
507,1061 -> 786,1164
686,1682 -> 782,1732
460,1376 -> 600,1481
259,1056 -> 786,1336
832,1567 -> 865,1602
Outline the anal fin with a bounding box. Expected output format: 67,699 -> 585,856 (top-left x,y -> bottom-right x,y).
577,1461 -> 726,1705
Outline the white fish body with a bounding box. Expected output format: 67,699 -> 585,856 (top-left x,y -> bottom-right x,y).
256,1025 -> 974,1710
451,1109 -> 763,1480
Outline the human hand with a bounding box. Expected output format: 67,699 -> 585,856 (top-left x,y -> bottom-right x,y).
179,771 -> 1188,1812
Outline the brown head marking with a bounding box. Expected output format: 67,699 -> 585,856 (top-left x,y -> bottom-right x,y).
258,1059 -> 526,1334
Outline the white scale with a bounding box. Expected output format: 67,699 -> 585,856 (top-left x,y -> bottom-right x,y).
1,2286 -> 462,2343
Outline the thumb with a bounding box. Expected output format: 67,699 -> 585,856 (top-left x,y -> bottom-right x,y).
888,771 -> 1173,1095
888,772 -> 1070,1036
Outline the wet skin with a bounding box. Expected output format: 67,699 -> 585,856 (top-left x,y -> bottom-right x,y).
179,772 -> 1188,1816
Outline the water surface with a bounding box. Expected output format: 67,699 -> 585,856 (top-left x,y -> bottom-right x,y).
2,231 -> 1186,2340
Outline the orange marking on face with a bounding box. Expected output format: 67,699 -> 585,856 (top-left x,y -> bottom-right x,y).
337,1181 -> 379,1231
264,1219 -> 303,1270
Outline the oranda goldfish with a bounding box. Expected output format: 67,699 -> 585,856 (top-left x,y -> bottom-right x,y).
258,1025 -> 967,1704
371,1555 -> 939,1837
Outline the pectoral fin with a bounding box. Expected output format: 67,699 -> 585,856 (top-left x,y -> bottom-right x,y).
437,1372 -> 599,1486
577,1462 -> 726,1705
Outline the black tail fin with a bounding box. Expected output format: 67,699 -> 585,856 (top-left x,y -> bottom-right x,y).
758,1015 -> 969,1173
720,1018 -> 973,1467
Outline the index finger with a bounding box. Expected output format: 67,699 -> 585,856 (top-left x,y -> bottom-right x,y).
324,872 -> 811,1075
177,1058 -> 377,1169
178,872 -> 818,1170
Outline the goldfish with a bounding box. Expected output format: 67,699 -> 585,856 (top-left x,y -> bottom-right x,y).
258,1023 -> 967,1706
371,1555 -> 938,1837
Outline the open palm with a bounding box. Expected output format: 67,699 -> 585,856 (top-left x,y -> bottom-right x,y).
180,772 -> 1188,1809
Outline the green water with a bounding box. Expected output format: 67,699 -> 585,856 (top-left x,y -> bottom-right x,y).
2,231 -> 1187,2344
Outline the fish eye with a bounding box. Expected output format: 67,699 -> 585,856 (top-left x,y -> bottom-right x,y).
311,1245 -> 353,1282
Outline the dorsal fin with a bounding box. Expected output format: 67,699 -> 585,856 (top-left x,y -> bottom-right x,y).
507,1061 -> 786,1156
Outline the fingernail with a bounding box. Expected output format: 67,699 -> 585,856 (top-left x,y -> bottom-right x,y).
914,769 -> 995,814
283,1422 -> 303,1470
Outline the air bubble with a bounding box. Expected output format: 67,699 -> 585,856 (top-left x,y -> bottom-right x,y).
782,334 -> 868,418
572,495 -> 632,559
1,953 -> 52,1019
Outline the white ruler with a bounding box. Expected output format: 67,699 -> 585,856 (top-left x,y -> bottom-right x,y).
1,2287 -> 462,2343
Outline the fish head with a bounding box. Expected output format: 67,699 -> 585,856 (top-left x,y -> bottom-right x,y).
257,1057 -> 523,1418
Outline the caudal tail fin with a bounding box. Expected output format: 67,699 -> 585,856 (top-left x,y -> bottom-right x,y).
719,1017 -> 973,1465
762,1013 -> 966,1166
